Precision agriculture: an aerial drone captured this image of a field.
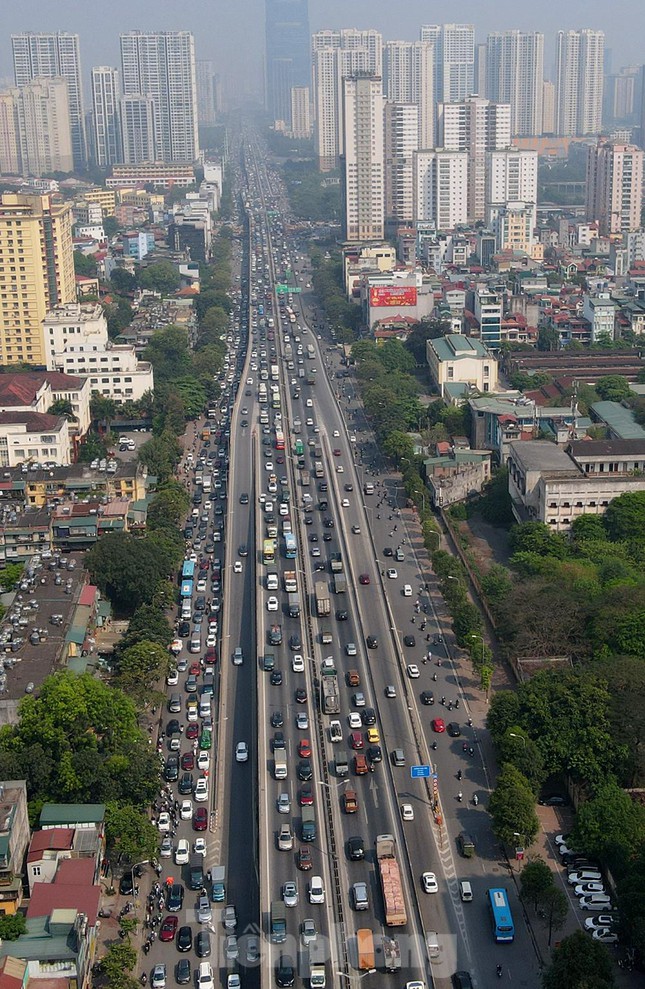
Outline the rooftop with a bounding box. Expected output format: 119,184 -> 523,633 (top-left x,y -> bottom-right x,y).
39,804 -> 105,828
508,440 -> 580,473
429,334 -> 493,362
591,401 -> 645,440
568,438 -> 645,459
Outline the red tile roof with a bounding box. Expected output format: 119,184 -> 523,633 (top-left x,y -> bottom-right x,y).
78,585 -> 97,607
0,412 -> 62,430
55,858 -> 95,885
28,882 -> 100,925
28,828 -> 74,863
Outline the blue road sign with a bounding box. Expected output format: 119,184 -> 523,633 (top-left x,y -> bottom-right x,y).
411,765 -> 431,778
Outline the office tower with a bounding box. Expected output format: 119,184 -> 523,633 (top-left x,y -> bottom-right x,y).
555,29 -> 605,136
91,67 -> 121,167
120,32 -> 198,162
14,78 -> 74,176
384,41 -> 434,147
196,60 -> 217,127
474,44 -> 487,98
384,103 -> 419,234
413,149 -> 468,229
486,31 -> 544,136
421,24 -> 474,103
341,74 -> 385,242
542,81 -> 556,134
0,193 -> 75,367
11,32 -> 86,170
586,140 -> 644,235
438,97 -> 512,221
290,87 -> 311,138
312,30 -> 382,171
119,95 -> 155,164
265,0 -> 310,128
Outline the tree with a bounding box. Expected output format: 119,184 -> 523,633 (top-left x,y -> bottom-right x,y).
405,318 -> 450,363
616,849 -> 645,957
382,430 -> 415,464
495,730 -> 546,790
120,604 -> 173,651
47,398 -> 77,421
116,640 -> 171,702
572,781 -> 645,869
139,260 -> 180,295
109,268 -> 137,294
103,298 -> 134,338
488,763 -> 539,847
137,433 -> 181,483
595,374 -> 631,403
543,930 -> 616,989
90,393 -> 118,425
143,325 -> 191,383
570,514 -> 608,543
603,490 -> 645,542
520,859 -> 554,911
487,691 -> 522,743
73,251 -> 97,277
0,914 -> 27,940
509,521 -> 570,560
105,804 -> 159,864
86,531 -> 180,613
478,468 -> 514,526
540,886 -> 569,948
100,939 -> 139,989
147,482 -> 190,531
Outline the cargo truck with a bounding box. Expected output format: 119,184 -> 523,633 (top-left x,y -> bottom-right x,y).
270,900 -> 287,942
330,553 -> 343,574
375,834 -> 407,926
382,936 -> 401,972
283,571 -> 297,593
274,751 -> 287,780
357,930 -> 375,971
335,751 -> 349,777
315,581 -> 331,617
287,593 -> 300,618
301,806 -> 316,841
333,574 -> 346,594
321,673 -> 339,715
308,943 -> 326,989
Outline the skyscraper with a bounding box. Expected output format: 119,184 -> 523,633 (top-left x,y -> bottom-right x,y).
14,79 -> 74,177
119,95 -> 155,165
384,103 -> 419,233
586,140 -> 644,235
555,30 -> 605,136
413,149 -> 468,229
384,41 -> 434,148
11,32 -> 86,170
421,24 -> 474,103
341,74 -> 385,242
120,32 -> 198,163
265,0 -> 310,128
91,67 -> 121,168
486,31 -> 544,136
0,193 -> 75,367
196,60 -> 217,128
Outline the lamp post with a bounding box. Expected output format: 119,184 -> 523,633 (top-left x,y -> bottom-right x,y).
469,633 -> 484,664
509,732 -> 527,748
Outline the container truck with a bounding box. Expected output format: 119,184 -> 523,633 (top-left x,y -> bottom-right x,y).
308,943 -> 326,989
283,571 -> 297,593
357,930 -> 375,971
333,574 -> 346,594
375,835 -> 407,926
287,593 -> 300,618
330,553 -> 343,574
321,673 -> 339,715
315,581 -> 331,617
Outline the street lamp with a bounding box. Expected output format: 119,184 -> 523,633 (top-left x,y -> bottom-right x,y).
336,971 -> 376,980
509,732 -> 527,747
469,633 -> 484,664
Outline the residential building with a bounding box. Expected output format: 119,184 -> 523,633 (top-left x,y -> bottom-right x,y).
0,194 -> 75,367
4,79 -> 74,177
27,825 -> 102,895
555,29 -> 605,136
167,213 -> 211,263
424,444 -> 492,508
383,41 -> 434,148
11,32 -> 86,169
438,96 -> 512,220
342,243 -> 396,296
384,102 -> 418,234
106,162 -> 195,189
486,148 -> 538,249
604,66 -> 640,124
0,413 -> 70,468
90,67 -> 121,168
585,140 -> 644,236
0,370 -> 91,448
119,95 -> 155,165
312,29 -> 382,171
420,24 -> 475,104
427,334 -> 499,398
196,59 -> 216,127
119,31 -> 198,163
488,201 -> 538,255
362,270 -> 435,326
582,294 -> 617,341
265,0 -> 310,129
290,87 -> 311,138
486,31 -> 544,136
542,80 -> 556,134
413,149 -> 468,229
341,74 -> 385,243
0,92 -> 20,175
0,780 -> 30,914
472,286 -> 503,346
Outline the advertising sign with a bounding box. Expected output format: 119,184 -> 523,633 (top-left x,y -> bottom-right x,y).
369,285 -> 417,307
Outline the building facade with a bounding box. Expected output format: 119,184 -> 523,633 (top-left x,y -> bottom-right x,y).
586,140 -> 644,236
555,29 -> 604,136
341,74 -> 385,243
6,79 -> 74,177
485,31 -> 544,136
420,23 -> 475,104
91,67 -> 121,168
265,0 -> 310,129
413,149 -> 468,229
384,102 -> 418,234
383,41 -> 434,148
196,59 -> 216,127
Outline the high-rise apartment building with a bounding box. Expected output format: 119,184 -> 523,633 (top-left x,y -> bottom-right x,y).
196,60 -> 217,127
486,147 -> 538,246
486,31 -> 544,136
0,79 -> 73,177
120,32 -> 198,163
438,97 -> 512,221
420,24 -> 474,103
555,29 -> 605,136
384,103 -> 419,234
265,0 -> 310,128
0,94 -> 20,175
119,95 -> 156,165
586,140 -> 644,235
290,87 -> 311,138
0,193 -> 75,367
91,67 -> 121,168
341,74 -> 385,242
474,44 -> 487,98
413,149 -> 468,229
542,81 -> 556,134
384,41 -> 434,148
312,29 -> 382,171
11,32 -> 86,170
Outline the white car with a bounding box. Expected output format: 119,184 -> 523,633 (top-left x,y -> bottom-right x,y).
197,751 -> 210,772
180,800 -> 192,820
279,503 -> 289,516
236,741 -> 249,763
194,838 -> 207,856
341,498 -> 350,507
292,654 -> 305,672
283,882 -> 298,907
333,430 -> 340,437
311,547 -> 321,557
175,839 -> 190,865
267,596 -> 279,612
584,915 -> 616,932
277,793 -> 290,814
336,465 -> 344,473
166,668 -> 179,685
346,642 -> 357,656
329,720 -> 342,742
265,462 -> 274,472
386,568 -> 398,579
401,804 -> 415,821
308,876 -> 325,904
407,664 -> 420,679
194,778 -> 209,802
591,929 -> 618,944
348,713 -> 362,729
403,584 -> 412,597
197,579 -> 207,592
422,872 -> 438,894
296,713 -> 309,730
157,812 -> 171,832
206,634 -> 217,648
233,561 -> 242,573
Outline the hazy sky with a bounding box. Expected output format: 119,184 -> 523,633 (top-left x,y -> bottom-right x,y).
1,0 -> 644,101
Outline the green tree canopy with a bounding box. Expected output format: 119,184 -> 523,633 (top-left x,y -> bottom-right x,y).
595,374 -> 632,403
488,763 -> 540,846
542,930 -> 616,989
139,260 -> 180,295
109,268 -> 138,295
73,251 -> 97,277
572,781 -> 645,870
86,531 -> 180,613
48,399 -> 77,421
603,490 -> 645,543
105,803 -> 160,864
115,640 -> 170,703
520,859 -> 554,910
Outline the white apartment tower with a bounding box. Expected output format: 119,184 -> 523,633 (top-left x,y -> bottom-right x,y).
486,31 -> 544,136
384,103 -> 419,234
312,29 -> 382,171
555,29 -> 604,136
438,97 -> 512,221
586,140 -> 645,236
341,74 -> 385,242
91,67 -> 121,167
290,87 -> 311,139
11,32 -> 86,170
196,60 -> 216,127
486,148 -> 539,246
384,41 -> 434,148
120,31 -> 198,163
120,95 -> 155,165
413,149 -> 468,229
13,79 -> 74,177
420,24 -> 474,103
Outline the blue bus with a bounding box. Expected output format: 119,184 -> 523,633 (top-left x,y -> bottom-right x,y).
487,888 -> 514,942
180,579 -> 194,599
284,533 -> 297,559
182,559 -> 196,581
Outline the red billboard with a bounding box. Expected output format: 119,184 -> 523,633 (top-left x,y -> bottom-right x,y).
369,285 -> 417,308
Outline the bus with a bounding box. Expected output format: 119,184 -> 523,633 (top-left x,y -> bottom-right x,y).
284,533 -> 297,559
294,438 -> 304,456
487,888 -> 515,943
180,579 -> 194,599
258,383 -> 268,404
182,560 -> 196,581
275,429 -> 285,451
263,539 -> 276,565
271,388 -> 281,409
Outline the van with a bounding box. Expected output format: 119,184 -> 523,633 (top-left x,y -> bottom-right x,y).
352,882 -> 369,910
354,755 -> 369,776
202,673 -> 214,695
335,751 -> 349,777
459,880 -> 473,902
392,748 -> 406,767
198,963 -> 214,989
199,698 -> 212,719
457,833 -> 476,858
181,601 -> 192,620
395,548 -> 405,562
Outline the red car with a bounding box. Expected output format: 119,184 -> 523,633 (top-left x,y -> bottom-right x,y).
193,807 -> 208,831
349,731 -> 364,750
431,718 -> 446,733
298,739 -> 312,758
181,752 -> 195,771
186,724 -> 199,740
189,661 -> 201,675
297,847 -> 313,871
299,785 -> 314,806
359,573 -> 370,585
160,916 -> 178,942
